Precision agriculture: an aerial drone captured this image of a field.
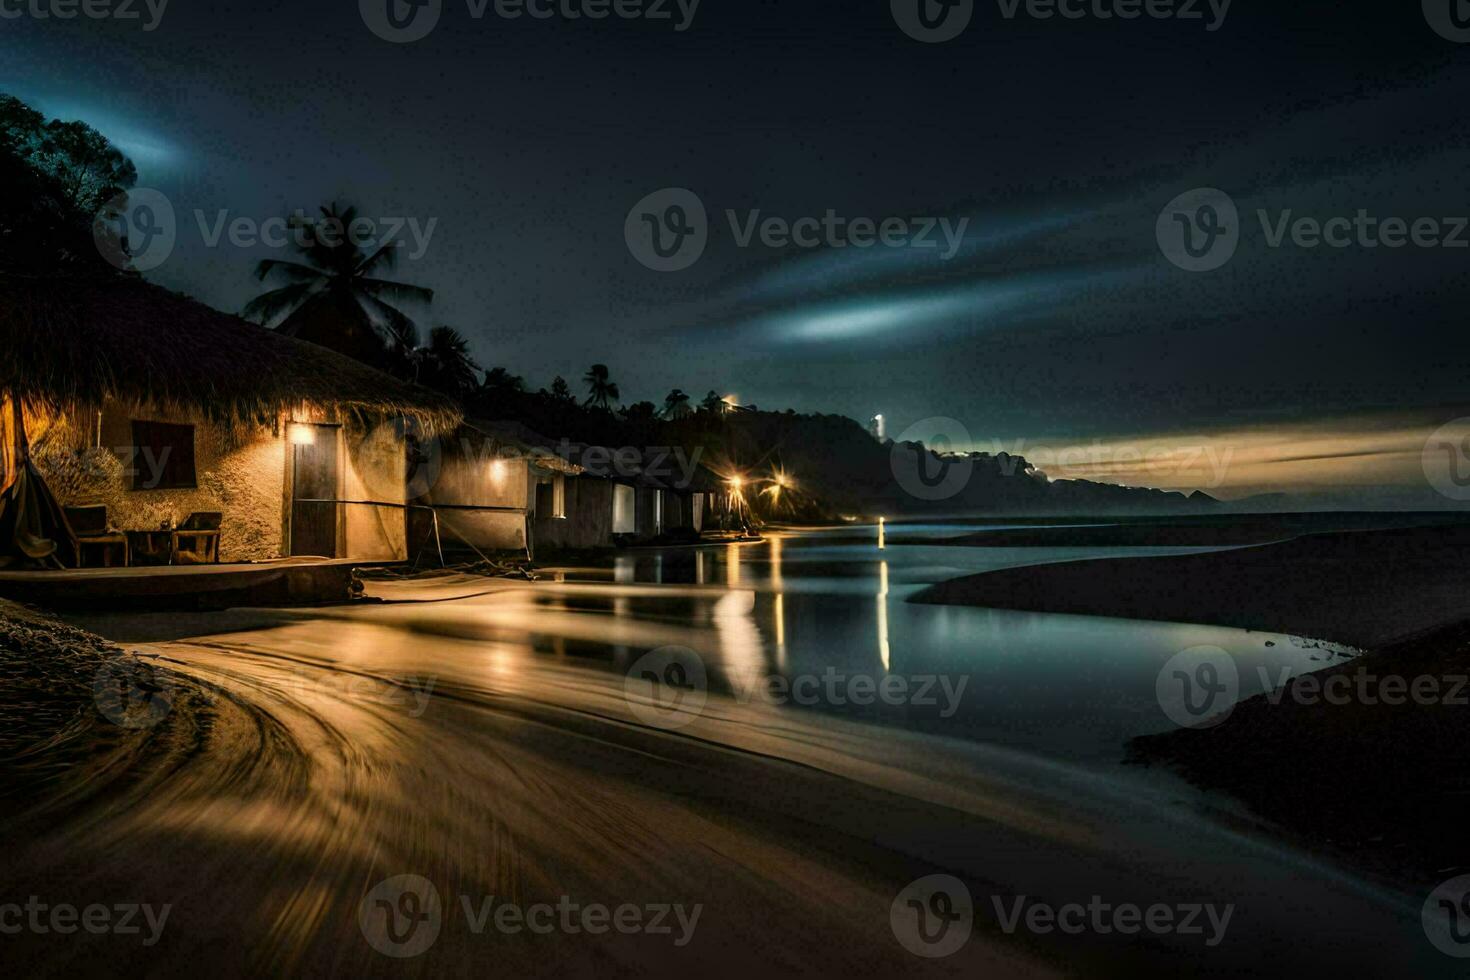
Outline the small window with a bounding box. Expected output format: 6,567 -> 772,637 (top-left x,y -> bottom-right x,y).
130,420 -> 196,490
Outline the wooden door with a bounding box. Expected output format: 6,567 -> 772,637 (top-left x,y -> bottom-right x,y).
290,425 -> 340,558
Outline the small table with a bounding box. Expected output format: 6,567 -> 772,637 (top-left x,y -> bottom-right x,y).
126,530 -> 175,566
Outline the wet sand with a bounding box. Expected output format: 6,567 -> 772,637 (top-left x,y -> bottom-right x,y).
1131,619 -> 1470,882
2,582 -> 1453,976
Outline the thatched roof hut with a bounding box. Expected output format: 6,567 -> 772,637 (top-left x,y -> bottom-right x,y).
0,273 -> 460,431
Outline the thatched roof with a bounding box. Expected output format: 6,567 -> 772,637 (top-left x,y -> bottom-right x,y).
0,274 -> 461,431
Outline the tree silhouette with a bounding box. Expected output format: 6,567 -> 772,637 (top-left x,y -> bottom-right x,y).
549,376 -> 574,402
483,367 -> 526,395
583,364 -> 621,411
620,401 -> 658,423
243,202 -> 433,368
662,389 -> 693,419
414,326 -> 481,397
700,390 -> 728,416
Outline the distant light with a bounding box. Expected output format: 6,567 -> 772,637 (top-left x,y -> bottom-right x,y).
288,423 -> 316,446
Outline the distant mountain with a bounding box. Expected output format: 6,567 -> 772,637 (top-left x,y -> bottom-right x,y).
715,412 -> 1219,517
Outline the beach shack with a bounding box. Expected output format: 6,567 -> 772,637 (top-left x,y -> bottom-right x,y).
0,274 -> 460,572
423,421 -> 719,554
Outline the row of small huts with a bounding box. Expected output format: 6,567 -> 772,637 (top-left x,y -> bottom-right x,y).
0,273 -> 728,569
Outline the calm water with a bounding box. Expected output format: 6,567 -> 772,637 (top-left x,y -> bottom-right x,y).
515,523 -> 1353,763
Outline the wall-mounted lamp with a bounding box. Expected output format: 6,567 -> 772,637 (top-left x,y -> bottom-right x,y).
489,459 -> 506,482
288,423 -> 317,446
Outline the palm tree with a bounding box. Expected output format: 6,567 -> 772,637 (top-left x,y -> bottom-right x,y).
700,390 -> 728,416
415,326 -> 480,397
583,364 -> 620,411
482,367 -> 526,395
242,202 -> 433,367
662,389 -> 693,419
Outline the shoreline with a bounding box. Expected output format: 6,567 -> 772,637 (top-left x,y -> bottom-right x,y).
909,523 -> 1470,649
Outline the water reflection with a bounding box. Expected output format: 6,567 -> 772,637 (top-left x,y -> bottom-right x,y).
541,529 -> 1355,763
877,559 -> 890,672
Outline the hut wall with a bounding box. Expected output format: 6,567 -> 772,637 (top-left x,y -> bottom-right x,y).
26,400 -> 287,562
415,438 -> 531,553
533,477 -> 614,551
342,421 -> 409,561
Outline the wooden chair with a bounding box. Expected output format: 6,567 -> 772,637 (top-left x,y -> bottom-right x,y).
172,512 -> 222,565
65,506 -> 130,568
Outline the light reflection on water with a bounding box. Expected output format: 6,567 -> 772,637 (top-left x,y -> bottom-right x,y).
582,527 -> 1353,762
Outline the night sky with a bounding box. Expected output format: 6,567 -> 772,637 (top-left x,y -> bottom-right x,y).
4,1 -> 1468,500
